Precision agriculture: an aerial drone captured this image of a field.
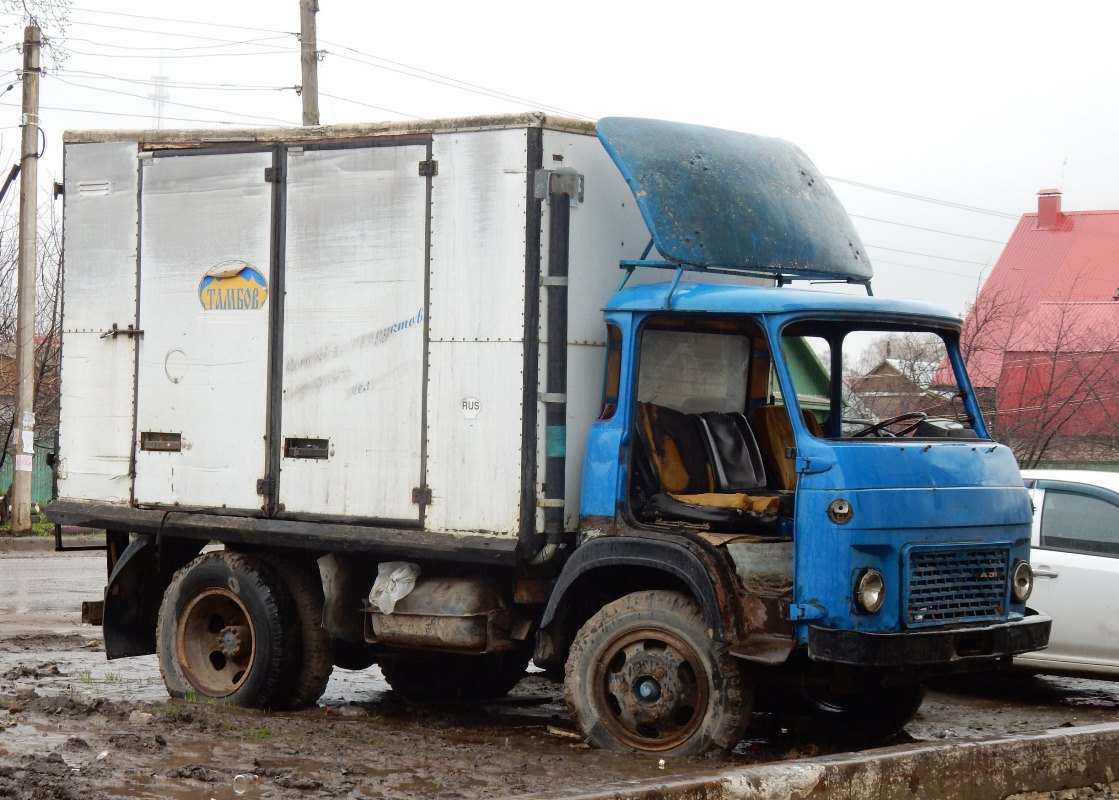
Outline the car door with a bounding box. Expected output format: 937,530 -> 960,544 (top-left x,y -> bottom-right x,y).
1021,479 -> 1119,674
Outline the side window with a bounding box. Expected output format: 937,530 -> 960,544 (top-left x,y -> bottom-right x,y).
599,325 -> 622,420
1039,489 -> 1119,557
637,329 -> 750,413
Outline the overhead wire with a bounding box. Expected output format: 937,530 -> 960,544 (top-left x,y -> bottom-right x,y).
827,176 -> 1019,219
0,99 -> 293,128
319,40 -> 591,120
64,4 -> 290,36
51,76 -> 297,125
318,92 -> 420,121
62,35 -> 294,53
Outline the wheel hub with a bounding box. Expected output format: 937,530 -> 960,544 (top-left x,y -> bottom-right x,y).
175,588 -> 256,697
596,628 -> 708,751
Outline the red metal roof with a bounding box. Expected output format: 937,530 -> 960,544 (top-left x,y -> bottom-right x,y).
957,195 -> 1119,388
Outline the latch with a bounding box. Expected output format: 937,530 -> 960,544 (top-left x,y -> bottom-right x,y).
100,323 -> 143,339
417,159 -> 438,177
264,165 -> 285,183
256,478 -> 275,497
796,455 -> 835,474
788,602 -> 828,621
412,486 -> 433,506
533,167 -> 584,204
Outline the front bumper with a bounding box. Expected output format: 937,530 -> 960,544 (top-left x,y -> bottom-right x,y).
808,611 -> 1051,667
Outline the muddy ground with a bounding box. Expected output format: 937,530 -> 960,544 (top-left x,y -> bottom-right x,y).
2,538 -> 1118,799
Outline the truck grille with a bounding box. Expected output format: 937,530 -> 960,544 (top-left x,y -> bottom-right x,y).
904,547 -> 1008,627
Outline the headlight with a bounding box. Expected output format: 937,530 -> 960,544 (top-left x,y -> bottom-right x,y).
1011,560 -> 1033,603
855,568 -> 885,613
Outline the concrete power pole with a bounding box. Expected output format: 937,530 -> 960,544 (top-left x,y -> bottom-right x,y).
11,24 -> 40,534
299,0 -> 319,126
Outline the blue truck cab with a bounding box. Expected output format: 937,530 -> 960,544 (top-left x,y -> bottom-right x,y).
542,118 -> 1050,755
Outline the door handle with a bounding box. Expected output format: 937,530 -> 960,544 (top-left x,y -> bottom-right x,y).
1033,567 -> 1059,578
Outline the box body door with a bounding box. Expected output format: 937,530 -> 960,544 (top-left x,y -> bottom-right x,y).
279,142 -> 429,521
134,150 -> 273,509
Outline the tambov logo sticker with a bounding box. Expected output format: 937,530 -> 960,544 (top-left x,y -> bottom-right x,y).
198,260 -> 268,310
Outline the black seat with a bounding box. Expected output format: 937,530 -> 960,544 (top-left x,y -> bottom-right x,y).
634,402 -> 788,532
694,411 -> 767,493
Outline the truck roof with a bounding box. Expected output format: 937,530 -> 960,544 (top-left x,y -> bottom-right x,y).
606,281 -> 961,327
62,111 -> 594,146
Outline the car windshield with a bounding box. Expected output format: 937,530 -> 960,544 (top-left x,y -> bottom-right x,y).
779,320 -> 983,440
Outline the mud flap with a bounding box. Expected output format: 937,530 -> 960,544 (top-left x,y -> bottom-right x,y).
103,533 -> 204,659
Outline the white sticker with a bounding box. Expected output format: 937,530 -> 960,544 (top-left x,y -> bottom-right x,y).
22,411 -> 34,428
15,453 -> 31,472
21,430 -> 33,454
461,397 -> 481,420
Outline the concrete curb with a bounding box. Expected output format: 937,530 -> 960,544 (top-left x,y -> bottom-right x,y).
518,722 -> 1119,800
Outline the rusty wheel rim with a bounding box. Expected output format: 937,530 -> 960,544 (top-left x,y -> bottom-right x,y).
591,627 -> 709,752
176,587 -> 256,697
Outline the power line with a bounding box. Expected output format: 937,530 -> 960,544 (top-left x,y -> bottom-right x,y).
57,68 -> 294,93
0,99 -> 292,127
62,35 -> 294,53
828,176 -> 1019,219
865,243 -> 993,267
849,213 -> 1008,244
319,92 -> 420,120
53,76 -> 295,125
322,48 -> 591,120
49,16 -> 295,46
65,5 -> 290,36
871,257 -> 986,280
63,45 -> 294,60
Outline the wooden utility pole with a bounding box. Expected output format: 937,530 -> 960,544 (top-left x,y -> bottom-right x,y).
11,24 -> 40,534
299,0 -> 319,126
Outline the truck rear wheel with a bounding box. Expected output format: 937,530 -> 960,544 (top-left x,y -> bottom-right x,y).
263,556 -> 334,708
156,551 -> 298,708
379,649 -> 530,702
564,590 -> 751,756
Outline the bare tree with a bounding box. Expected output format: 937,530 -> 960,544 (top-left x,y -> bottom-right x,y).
958,283 -> 1119,468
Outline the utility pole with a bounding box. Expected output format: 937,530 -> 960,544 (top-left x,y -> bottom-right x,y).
299,0 -> 319,126
11,24 -> 40,534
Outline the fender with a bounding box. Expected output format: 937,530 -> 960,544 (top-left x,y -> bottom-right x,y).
103,534 -> 203,659
540,535 -> 739,642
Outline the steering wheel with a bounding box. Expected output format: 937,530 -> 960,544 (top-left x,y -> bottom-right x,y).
852,412 -> 928,438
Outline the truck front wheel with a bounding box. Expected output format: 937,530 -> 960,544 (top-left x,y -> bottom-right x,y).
564,590 -> 751,756
156,552 -> 298,708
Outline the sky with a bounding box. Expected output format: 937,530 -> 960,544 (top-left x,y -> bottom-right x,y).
2,0 -> 1118,316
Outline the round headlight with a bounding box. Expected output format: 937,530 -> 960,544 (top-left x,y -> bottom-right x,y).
855,568 -> 885,613
1011,560 -> 1033,603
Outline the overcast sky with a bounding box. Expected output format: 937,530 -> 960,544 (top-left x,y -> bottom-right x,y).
2,0 -> 1117,315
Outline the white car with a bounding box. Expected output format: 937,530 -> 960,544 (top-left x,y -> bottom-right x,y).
1017,469 -> 1119,676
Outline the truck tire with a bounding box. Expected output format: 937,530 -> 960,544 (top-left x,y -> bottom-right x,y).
564,590 -> 751,756
789,682 -> 926,745
261,555 -> 334,708
379,649 -> 529,702
156,551 -> 298,709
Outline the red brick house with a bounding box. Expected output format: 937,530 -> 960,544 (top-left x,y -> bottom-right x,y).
952,190 -> 1119,468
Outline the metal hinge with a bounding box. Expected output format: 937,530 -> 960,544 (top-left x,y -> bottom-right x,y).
788,602 -> 828,621
418,159 -> 438,177
100,323 -> 143,340
412,486 -> 433,506
264,165 -> 285,183
256,478 -> 275,497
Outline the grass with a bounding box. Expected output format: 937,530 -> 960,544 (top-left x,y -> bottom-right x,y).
0,519 -> 57,537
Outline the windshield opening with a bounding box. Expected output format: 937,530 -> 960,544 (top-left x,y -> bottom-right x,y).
779,320 -> 984,440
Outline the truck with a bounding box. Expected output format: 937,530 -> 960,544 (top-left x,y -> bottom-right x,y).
48,113 -> 1050,756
